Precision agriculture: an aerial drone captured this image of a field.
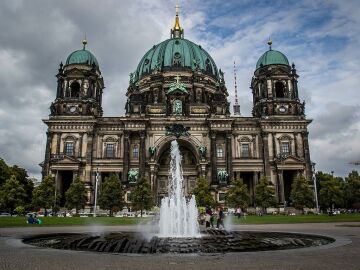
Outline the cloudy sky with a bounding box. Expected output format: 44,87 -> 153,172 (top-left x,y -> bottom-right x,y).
0,0 -> 359,179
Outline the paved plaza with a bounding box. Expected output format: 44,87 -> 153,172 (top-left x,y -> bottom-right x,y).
0,222 -> 359,270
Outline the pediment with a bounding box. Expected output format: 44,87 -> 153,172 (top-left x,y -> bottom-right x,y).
275,154 -> 304,164
51,154 -> 81,164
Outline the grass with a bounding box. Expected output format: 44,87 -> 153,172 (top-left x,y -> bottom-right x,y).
228,214 -> 360,225
0,214 -> 359,228
0,216 -> 150,228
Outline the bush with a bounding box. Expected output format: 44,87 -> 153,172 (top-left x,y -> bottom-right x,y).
14,206 -> 25,215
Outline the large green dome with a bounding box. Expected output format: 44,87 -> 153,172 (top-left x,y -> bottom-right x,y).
133,38 -> 219,82
256,49 -> 289,69
66,49 -> 99,67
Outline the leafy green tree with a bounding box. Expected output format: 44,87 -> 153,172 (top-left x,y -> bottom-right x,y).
290,175 -> 314,211
0,175 -> 27,213
0,159 -> 33,207
255,177 -> 277,212
65,177 -> 87,214
11,165 -> 34,206
318,173 -> 344,209
98,173 -> 125,216
0,158 -> 12,187
225,177 -> 250,209
32,176 -> 56,214
192,177 -> 215,207
129,177 -> 153,217
344,170 -> 360,208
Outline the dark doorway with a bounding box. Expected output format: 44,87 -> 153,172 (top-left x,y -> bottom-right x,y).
240,172 -> 254,205
58,171 -> 73,207
283,170 -> 297,205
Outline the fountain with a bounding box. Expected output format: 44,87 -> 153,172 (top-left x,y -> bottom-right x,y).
23,140 -> 334,253
159,140 -> 200,237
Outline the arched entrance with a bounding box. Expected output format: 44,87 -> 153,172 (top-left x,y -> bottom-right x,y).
155,139 -> 199,205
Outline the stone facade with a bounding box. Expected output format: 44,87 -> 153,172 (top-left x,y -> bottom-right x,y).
42,19 -> 312,209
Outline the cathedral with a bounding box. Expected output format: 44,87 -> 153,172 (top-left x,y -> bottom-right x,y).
41,9 -> 312,209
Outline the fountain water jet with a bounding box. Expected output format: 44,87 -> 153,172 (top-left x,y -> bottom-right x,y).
158,140 -> 200,237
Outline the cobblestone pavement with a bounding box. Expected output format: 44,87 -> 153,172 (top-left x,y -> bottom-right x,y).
0,222 -> 359,270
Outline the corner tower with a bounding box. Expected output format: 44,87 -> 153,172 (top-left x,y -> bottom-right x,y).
251,39 -> 303,118
50,39 -> 104,117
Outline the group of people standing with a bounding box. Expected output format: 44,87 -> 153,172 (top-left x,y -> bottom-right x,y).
203,207 -> 225,229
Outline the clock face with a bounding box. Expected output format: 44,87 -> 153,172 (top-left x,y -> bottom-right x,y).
69,106 -> 77,113
279,106 -> 287,113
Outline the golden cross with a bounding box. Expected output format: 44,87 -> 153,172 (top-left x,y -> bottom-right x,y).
175,74 -> 181,85
175,3 -> 180,15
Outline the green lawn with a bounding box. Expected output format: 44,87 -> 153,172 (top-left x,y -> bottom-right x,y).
0,214 -> 359,228
228,214 -> 360,224
0,216 -> 150,228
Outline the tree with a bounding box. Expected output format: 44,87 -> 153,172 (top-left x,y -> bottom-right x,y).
98,173 -> 125,217
65,177 -> 87,214
289,175 -> 314,212
0,159 -> 33,207
192,177 -> 215,207
344,170 -> 360,208
0,158 -> 12,187
255,177 -> 277,213
0,175 -> 27,213
32,175 -> 56,214
318,173 -> 344,209
225,177 -> 250,209
129,177 -> 153,217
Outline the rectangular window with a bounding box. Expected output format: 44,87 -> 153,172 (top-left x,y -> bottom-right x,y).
133,145 -> 139,158
65,142 -> 74,156
217,146 -> 223,158
218,193 -> 226,202
241,144 -> 250,158
281,142 -> 290,155
105,144 -> 115,158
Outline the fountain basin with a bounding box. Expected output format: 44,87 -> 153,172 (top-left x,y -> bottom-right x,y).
23,229 -> 334,254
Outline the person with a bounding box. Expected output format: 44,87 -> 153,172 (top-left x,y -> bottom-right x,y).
217,208 -> 225,229
236,207 -> 242,219
205,207 -> 212,228
210,209 -> 215,228
27,214 -> 35,224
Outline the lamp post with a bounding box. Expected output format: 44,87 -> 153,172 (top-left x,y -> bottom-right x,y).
311,162 -> 319,214
93,169 -> 99,217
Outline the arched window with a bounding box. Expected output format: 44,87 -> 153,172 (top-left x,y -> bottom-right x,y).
275,81 -> 285,98
64,142 -> 74,156
70,81 -> 80,98
63,136 -> 76,156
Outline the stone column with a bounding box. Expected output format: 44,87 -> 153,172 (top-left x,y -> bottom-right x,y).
277,170 -> 285,204
117,133 -> 122,158
261,132 -> 271,180
42,131 -> 52,177
78,133 -> 84,158
302,131 -> 312,180
139,131 -> 146,177
86,131 -> 94,164
210,131 -> 217,184
56,133 -> 61,154
123,131 -> 130,183
226,132 -> 233,181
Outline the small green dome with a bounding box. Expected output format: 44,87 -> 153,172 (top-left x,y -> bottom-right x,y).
256,49 -> 289,69
65,49 -> 99,67
133,38 -> 219,82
